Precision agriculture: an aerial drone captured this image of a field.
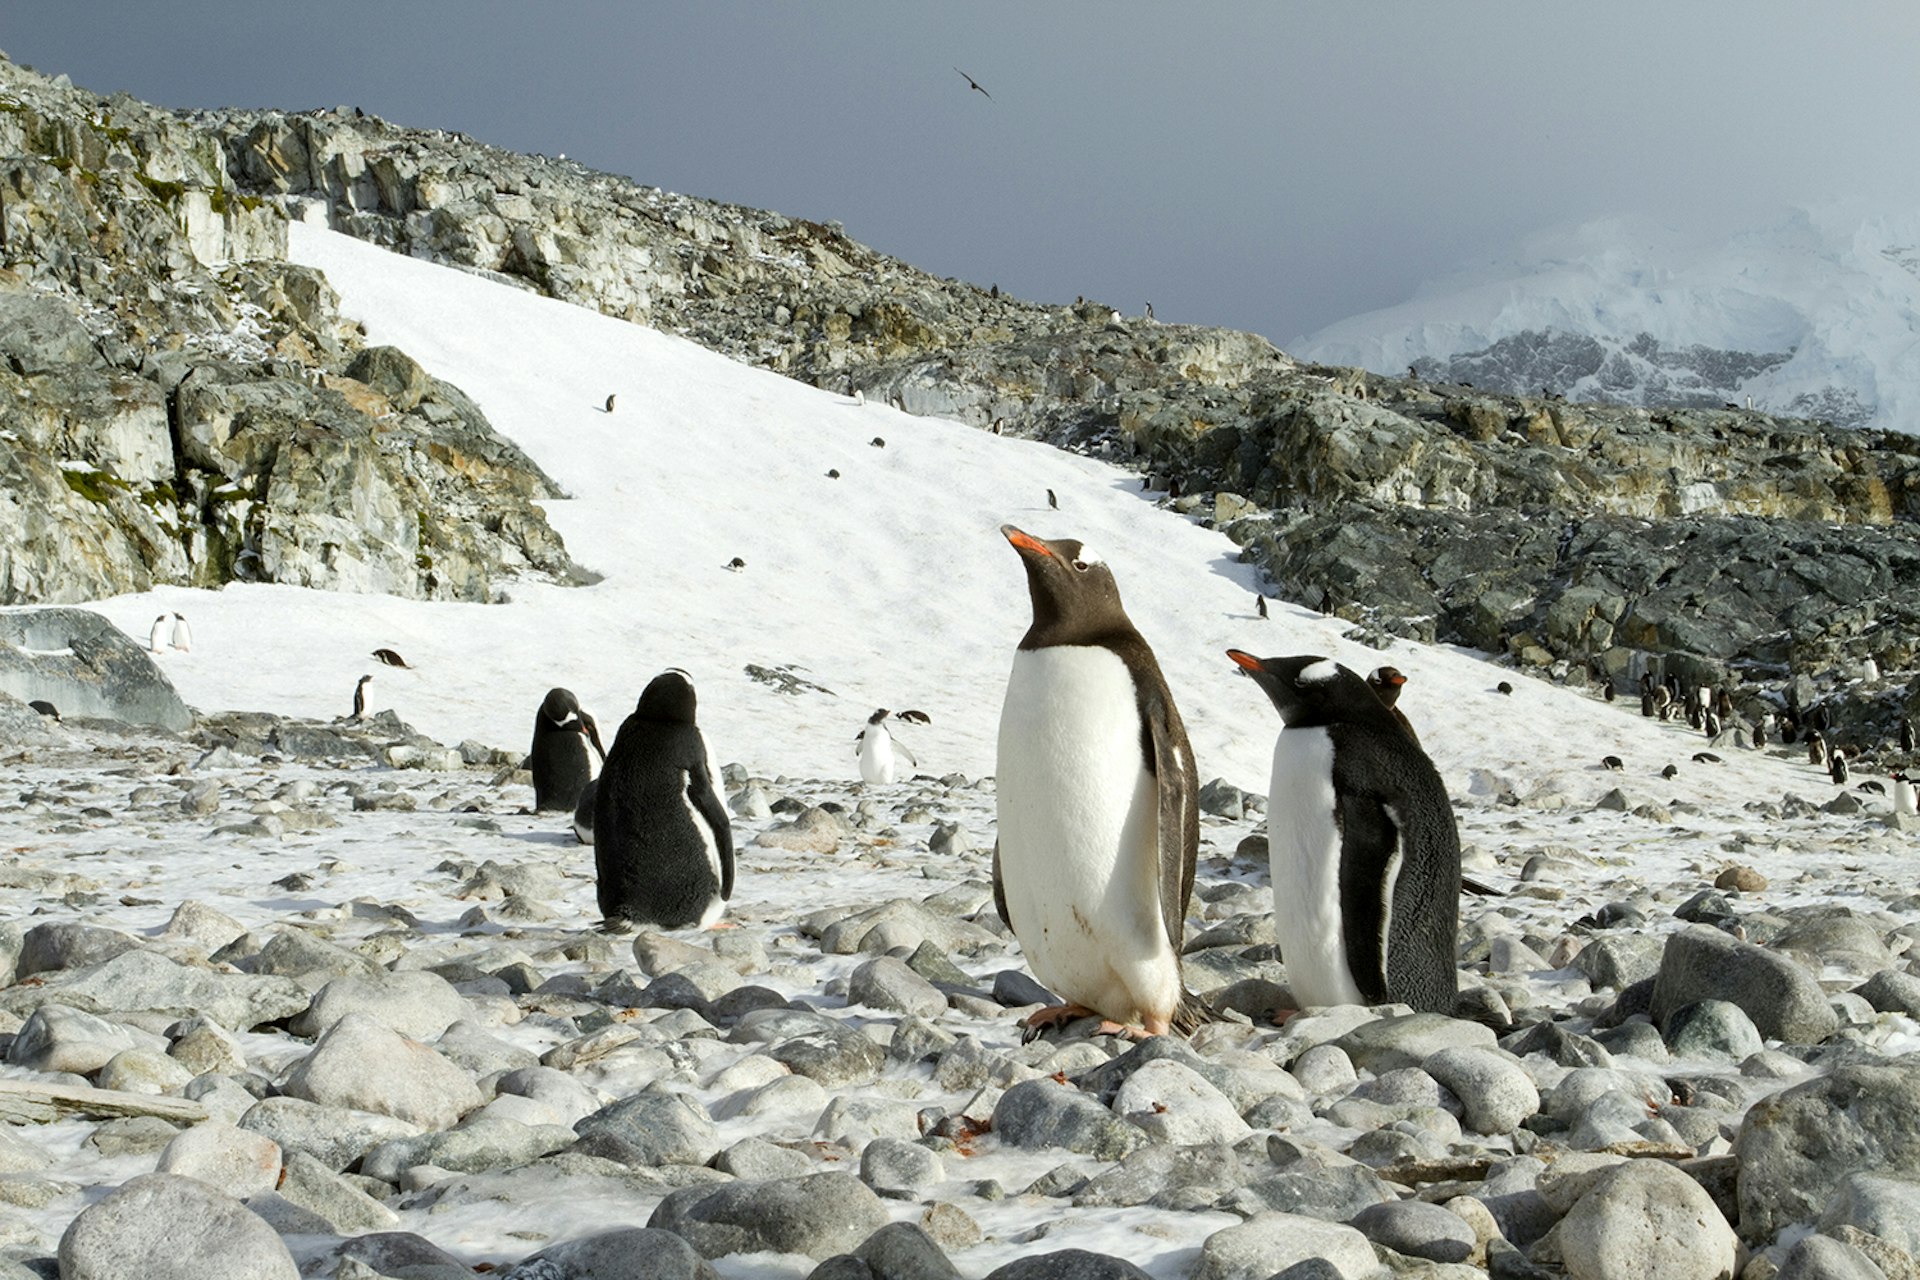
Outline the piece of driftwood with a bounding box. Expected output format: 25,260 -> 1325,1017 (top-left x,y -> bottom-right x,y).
0,1078 -> 207,1125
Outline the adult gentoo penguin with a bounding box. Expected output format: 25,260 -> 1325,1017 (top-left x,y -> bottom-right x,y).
994,525 -> 1199,1039
855,708 -> 916,784
351,674 -> 372,720
1227,650 -> 1461,1015
148,615 -> 169,654
594,669 -> 733,929
169,612 -> 192,652
529,688 -> 605,812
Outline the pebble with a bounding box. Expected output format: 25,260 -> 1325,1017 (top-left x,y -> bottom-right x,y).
281,1012 -> 482,1130
155,1120 -> 282,1198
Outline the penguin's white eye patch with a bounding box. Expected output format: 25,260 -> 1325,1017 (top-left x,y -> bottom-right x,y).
1070,546 -> 1103,571
1297,660 -> 1340,685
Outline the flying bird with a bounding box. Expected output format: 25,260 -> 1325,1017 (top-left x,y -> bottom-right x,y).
954,67 -> 993,100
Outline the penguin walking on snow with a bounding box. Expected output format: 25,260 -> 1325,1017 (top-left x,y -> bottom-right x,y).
994,525 -> 1199,1039
148,615 -> 170,654
529,688 -> 605,812
1228,651 -> 1461,1015
1365,666 -> 1420,747
594,669 -> 733,929
169,612 -> 192,652
855,708 -> 916,784
1892,773 -> 1916,817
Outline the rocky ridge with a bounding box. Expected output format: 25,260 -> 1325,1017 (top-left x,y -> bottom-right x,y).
0,56 -> 580,605
172,81 -> 1920,743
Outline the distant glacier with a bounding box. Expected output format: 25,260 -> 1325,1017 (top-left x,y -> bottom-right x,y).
1291,205 -> 1920,434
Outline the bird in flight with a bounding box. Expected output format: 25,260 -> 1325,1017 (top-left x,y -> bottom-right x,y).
954,67 -> 993,100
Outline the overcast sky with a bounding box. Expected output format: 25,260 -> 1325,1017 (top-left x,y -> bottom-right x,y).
9,4 -> 1920,347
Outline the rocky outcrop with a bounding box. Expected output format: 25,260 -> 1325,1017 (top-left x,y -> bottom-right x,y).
0,58 -> 580,605
0,608 -> 192,730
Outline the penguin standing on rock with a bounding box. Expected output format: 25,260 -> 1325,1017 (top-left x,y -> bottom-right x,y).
594,670 -> 733,930
529,688 -> 605,812
855,709 -> 916,784
1227,651 -> 1461,1016
1831,749 -> 1850,786
351,674 -> 372,720
1892,773 -> 1917,817
994,525 -> 1200,1039
1902,717 -> 1916,754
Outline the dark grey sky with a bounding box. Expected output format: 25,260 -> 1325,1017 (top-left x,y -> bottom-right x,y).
8,3 -> 1919,347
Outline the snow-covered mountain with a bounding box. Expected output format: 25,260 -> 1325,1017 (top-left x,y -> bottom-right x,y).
1292,206 -> 1920,433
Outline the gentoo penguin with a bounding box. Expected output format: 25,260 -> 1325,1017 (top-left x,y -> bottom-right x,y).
28,700 -> 59,721
604,393 -> 616,413
1495,681 -> 1513,696
1228,651 -> 1460,1015
1601,756 -> 1624,771
1603,682 -> 1617,703
1753,720 -> 1768,749
1256,595 -> 1269,620
1892,773 -> 1917,817
529,688 -> 604,812
594,670 -> 732,929
1693,752 -> 1723,764
855,708 -> 916,784
1047,488 -> 1058,511
1810,732 -> 1828,768
852,389 -> 866,407
572,775 -> 598,844
1145,300 -> 1155,320
1901,717 -> 1916,754
1715,688 -> 1734,720
726,557 -> 746,572
148,615 -> 169,654
1661,763 -> 1678,779
870,436 -> 886,448
169,612 -> 192,652
1365,666 -> 1420,746
351,674 -> 372,720
1703,709 -> 1721,738
994,526 -> 1198,1038
896,709 -> 932,725
371,648 -> 412,668
1830,750 -> 1850,786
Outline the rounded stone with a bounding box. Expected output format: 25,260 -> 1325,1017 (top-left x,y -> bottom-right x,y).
58,1172 -> 298,1280
1423,1045 -> 1541,1134
1555,1159 -> 1737,1280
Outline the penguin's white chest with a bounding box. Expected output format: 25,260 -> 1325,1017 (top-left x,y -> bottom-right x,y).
1895,778 -> 1917,817
995,646 -> 1178,1023
1268,725 -> 1367,1007
858,725 -> 896,784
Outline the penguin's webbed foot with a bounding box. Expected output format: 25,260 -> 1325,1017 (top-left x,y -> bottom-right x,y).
1019,1003 -> 1099,1043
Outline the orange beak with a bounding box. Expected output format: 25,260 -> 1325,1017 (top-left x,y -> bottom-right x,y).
1001,525 -> 1053,558
1227,649 -> 1265,673
1384,672 -> 1406,687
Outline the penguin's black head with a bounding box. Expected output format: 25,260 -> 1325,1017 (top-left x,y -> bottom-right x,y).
1001,525 -> 1131,647
1228,651 -> 1382,730
539,687 -> 581,725
869,708 -> 890,724
1367,666 -> 1407,709
357,674 -> 373,687
636,669 -> 698,724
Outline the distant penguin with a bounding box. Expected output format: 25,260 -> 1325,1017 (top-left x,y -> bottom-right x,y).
604,393 -> 617,413
1831,750 -> 1850,785
1694,752 -> 1723,764
594,669 -> 733,930
1752,720 -> 1768,749
1603,683 -> 1617,703
1496,681 -> 1513,696
1256,594 -> 1268,620
1047,488 -> 1058,510
852,389 -> 866,407
726,557 -> 746,572
1365,666 -> 1420,746
1601,756 -> 1624,771
1715,688 -> 1733,720
870,436 -> 886,448
995,526 -> 1199,1038
1902,717 -> 1916,754
1703,709 -> 1721,738
827,469 -> 840,479
1810,732 -> 1828,768
1687,703 -> 1703,731
169,612 -> 192,652
896,708 -> 932,725
529,688 -> 603,813
148,615 -> 169,653
371,648 -> 412,669
991,418 -> 1006,435
1862,657 -> 1881,684
1144,300 -> 1155,320
351,674 -> 372,720
572,775 -> 598,844
855,708 -> 916,784
1893,773 -> 1917,817
1661,763 -> 1678,779
1229,651 -> 1460,1015
27,700 -> 59,721
1641,690 -> 1656,717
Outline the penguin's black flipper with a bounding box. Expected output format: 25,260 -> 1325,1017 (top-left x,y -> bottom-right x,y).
990,841 -> 1011,931
687,756 -> 734,901
1144,687 -> 1199,964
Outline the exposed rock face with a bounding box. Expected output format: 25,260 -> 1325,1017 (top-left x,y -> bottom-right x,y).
0,58 -> 579,605
0,607 -> 192,729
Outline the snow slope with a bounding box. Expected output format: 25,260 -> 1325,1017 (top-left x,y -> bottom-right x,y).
77,221 -> 1671,805
1292,205 -> 1920,434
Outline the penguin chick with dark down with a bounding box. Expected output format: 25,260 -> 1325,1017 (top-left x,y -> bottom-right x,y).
594,669 -> 733,929
529,688 -> 605,812
994,525 -> 1201,1040
1229,651 -> 1461,1016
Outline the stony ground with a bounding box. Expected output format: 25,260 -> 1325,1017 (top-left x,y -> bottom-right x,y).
2,714 -> 1919,1280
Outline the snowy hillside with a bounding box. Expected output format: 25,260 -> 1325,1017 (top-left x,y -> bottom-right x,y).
1292,206 -> 1920,434
86,221 -> 1690,804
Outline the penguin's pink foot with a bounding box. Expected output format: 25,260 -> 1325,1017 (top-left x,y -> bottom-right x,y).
1019,1003 -> 1099,1043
